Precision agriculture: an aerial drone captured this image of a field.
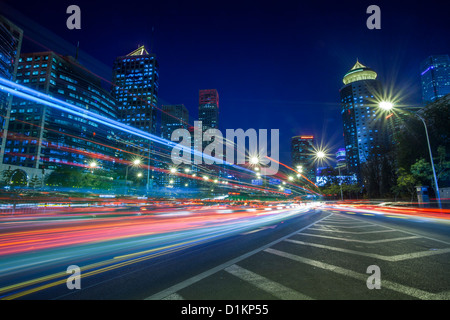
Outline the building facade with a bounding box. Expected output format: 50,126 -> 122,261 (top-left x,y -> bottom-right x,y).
291,135 -> 316,183
112,45 -> 160,192
198,89 -> 219,132
3,51 -> 118,181
112,45 -> 159,135
340,60 -> 386,183
160,104 -> 193,189
335,148 -> 346,171
161,104 -> 189,141
420,55 -> 450,106
0,15 -> 23,165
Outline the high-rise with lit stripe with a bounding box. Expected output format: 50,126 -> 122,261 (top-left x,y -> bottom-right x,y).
420,54 -> 450,105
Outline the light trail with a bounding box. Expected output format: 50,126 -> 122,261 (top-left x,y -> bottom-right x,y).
0,76 -> 320,197
0,203 -> 314,299
325,202 -> 450,221
0,76 -> 244,173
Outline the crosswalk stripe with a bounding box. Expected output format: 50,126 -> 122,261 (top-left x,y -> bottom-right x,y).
264,248 -> 439,300
284,239 -> 450,261
297,233 -> 420,243
224,264 -> 313,300
162,293 -> 185,300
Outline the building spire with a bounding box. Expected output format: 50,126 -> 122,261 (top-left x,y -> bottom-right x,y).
127,45 -> 149,56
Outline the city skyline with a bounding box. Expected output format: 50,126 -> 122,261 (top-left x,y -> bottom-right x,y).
0,0 -> 450,305
1,0 -> 448,165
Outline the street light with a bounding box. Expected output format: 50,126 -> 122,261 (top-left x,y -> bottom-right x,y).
125,159 -> 141,195
315,150 -> 343,201
89,161 -> 97,174
249,156 -> 259,165
378,101 -> 394,111
316,151 -> 326,159
378,101 -> 441,209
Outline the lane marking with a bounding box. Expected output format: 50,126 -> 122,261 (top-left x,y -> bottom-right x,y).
333,212 -> 450,246
296,233 -> 420,243
224,264 -> 313,300
162,293 -> 185,300
145,213 -> 332,300
307,227 -> 396,234
284,239 -> 450,261
264,248 -> 441,300
314,224 -> 377,229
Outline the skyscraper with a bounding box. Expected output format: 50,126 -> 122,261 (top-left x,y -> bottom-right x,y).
198,89 -> 219,132
340,60 -> 385,183
112,45 -> 159,137
335,148 -> 346,171
112,45 -> 159,191
4,51 -> 118,180
161,104 -> 189,141
291,135 -> 316,183
198,89 -> 225,181
0,15 -> 22,165
420,54 -> 450,105
160,104 -> 191,188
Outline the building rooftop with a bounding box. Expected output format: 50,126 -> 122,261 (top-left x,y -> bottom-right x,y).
343,59 -> 377,85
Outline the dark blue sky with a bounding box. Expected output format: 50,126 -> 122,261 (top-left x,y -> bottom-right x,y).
2,0 -> 449,165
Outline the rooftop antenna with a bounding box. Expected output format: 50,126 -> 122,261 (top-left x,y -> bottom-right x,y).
150,26 -> 155,54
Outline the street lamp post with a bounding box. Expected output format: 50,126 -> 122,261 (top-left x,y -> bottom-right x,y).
125,159 -> 141,195
379,101 -> 441,209
416,114 -> 442,209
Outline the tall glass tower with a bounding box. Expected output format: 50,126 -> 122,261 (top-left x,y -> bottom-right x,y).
420,55 -> 450,105
6,51 -> 118,173
198,89 -> 219,132
0,15 -> 22,165
112,45 -> 159,136
112,45 -> 159,191
291,135 -> 316,183
340,60 -> 385,183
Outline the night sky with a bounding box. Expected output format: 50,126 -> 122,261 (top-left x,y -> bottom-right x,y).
1,0 -> 449,165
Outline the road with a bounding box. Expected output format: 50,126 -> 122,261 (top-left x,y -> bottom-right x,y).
0,202 -> 449,302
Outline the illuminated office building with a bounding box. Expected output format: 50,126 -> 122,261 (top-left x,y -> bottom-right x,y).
340,59 -> 386,183
161,104 -> 189,140
112,45 -> 159,190
335,148 -> 346,170
291,135 -> 316,183
4,51 -> 118,175
161,104 -> 191,188
198,89 -> 219,131
198,89 -> 226,181
0,15 -> 23,165
420,54 -> 450,105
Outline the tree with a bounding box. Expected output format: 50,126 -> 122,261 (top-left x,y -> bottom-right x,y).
1,167 -> 14,185
436,146 -> 450,187
410,158 -> 432,186
29,175 -> 42,189
392,168 -> 417,201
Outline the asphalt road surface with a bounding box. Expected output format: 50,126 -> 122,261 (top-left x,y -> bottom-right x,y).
1,205 -> 449,302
